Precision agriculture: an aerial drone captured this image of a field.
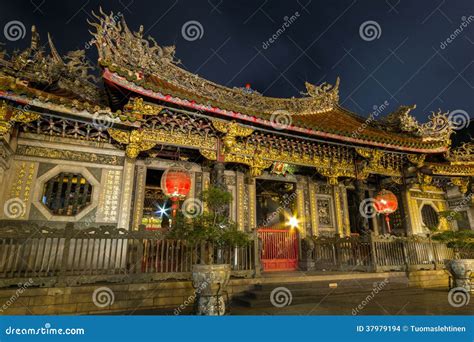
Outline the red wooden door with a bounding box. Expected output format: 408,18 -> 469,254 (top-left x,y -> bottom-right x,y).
258,228 -> 298,271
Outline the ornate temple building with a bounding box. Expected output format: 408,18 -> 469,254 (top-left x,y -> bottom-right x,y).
0,11 -> 473,268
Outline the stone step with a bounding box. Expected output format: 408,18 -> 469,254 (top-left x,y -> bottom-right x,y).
233,287 -> 424,308
245,283 -> 408,300
254,277 -> 407,291
232,275 -> 415,308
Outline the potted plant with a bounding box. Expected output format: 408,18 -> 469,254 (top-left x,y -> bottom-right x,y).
431,213 -> 474,292
167,186 -> 251,315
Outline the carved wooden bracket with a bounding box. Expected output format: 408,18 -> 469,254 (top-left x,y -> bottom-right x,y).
0,101 -> 40,138
212,120 -> 254,152
108,128 -> 155,158
451,177 -> 470,194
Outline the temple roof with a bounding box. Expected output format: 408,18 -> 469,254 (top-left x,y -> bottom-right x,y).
89,10 -> 453,153
0,11 -> 462,156
0,11 -> 471,181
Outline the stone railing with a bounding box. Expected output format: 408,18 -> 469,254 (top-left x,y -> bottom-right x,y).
304,233 -> 456,272
0,223 -> 257,287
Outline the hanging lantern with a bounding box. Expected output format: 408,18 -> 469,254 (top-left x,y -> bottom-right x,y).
161,166 -> 192,216
374,189 -> 398,233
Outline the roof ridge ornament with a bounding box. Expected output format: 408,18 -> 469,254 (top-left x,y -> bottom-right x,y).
374,104 -> 453,144
90,11 -> 341,115
89,8 -> 179,70
0,27 -> 101,104
444,142 -> 474,165
302,77 -> 340,100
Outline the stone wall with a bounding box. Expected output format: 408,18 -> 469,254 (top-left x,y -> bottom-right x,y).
0,279 -> 256,315
407,270 -> 450,288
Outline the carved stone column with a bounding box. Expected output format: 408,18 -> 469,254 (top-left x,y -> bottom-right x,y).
117,157 -> 136,230
131,165 -> 147,231
308,181 -> 319,236
211,161 -> 226,189
340,185 -> 351,236
247,175 -> 257,229
333,185 -> 344,236
296,177 -> 306,238
354,179 -> 370,234
236,172 -> 245,230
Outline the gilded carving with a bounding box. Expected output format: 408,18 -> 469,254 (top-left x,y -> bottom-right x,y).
16,145 -> 124,166
417,172 -> 433,192
108,129 -> 156,158
90,10 -> 340,116
372,105 -> 453,143
407,153 -> 426,168
124,97 -> 164,117
0,101 -> 40,137
212,120 -> 253,151
445,142 -> 474,165
356,148 -> 403,178
451,177 -> 470,194
317,198 -> 332,226
410,191 -> 445,200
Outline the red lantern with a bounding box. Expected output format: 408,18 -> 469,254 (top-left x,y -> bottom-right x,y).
161,167 -> 192,216
374,189 -> 398,233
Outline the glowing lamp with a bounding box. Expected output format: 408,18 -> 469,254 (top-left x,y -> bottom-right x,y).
161,167 -> 192,216
288,216 -> 299,229
374,189 -> 398,233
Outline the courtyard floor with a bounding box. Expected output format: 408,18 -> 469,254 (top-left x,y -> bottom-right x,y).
116,287 -> 473,316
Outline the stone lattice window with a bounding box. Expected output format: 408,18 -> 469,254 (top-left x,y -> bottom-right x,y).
421,204 -> 439,229
41,173 -> 93,216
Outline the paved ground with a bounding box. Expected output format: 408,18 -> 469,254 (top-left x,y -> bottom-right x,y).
115,287 -> 473,315
229,288 -> 473,315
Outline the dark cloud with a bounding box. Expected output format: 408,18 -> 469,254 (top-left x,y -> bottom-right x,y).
1,0 -> 473,122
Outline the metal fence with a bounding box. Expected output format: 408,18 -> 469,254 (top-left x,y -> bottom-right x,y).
0,223 -> 464,288
309,233 -> 456,272
0,223 -> 257,287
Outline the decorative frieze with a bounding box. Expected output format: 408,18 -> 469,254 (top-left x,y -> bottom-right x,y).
410,191 -> 445,200
16,145 -> 124,166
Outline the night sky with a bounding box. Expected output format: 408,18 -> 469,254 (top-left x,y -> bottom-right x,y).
1,0 -> 473,123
